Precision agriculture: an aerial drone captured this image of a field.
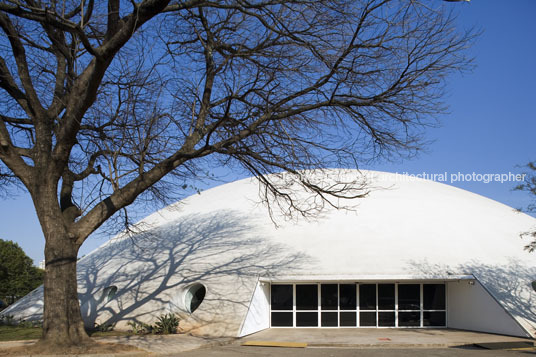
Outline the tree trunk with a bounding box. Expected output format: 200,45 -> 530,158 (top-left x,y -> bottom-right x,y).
39,231 -> 90,346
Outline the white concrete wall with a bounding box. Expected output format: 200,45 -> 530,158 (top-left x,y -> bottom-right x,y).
447,280 -> 529,337
239,281 -> 270,337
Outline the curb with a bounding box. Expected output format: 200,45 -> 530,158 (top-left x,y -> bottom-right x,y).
308,343 -> 460,349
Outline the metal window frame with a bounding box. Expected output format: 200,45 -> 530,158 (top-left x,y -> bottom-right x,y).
269,281 -> 447,328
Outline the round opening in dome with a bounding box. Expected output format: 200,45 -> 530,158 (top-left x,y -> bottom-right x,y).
101,286 -> 117,303
184,283 -> 206,313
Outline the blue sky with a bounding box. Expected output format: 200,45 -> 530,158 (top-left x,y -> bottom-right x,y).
373,0 -> 536,206
1,0 -> 535,265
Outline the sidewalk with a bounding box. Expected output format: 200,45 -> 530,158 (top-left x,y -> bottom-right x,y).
97,334 -> 232,355
1,329 -> 533,355
239,328 -> 534,349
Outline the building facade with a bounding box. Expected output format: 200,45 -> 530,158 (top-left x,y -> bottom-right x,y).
4,170 -> 536,338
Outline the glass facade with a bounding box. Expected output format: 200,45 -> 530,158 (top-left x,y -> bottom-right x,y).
270,282 -> 447,328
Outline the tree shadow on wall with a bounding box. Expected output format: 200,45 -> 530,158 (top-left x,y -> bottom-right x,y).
407,258 -> 536,324
76,210 -> 312,330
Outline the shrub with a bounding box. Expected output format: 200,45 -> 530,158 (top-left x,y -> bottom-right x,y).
30,320 -> 43,328
0,314 -> 14,326
93,322 -> 115,332
154,313 -> 180,334
127,320 -> 153,335
17,319 -> 33,328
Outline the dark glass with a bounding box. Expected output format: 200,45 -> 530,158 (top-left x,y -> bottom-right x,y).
359,311 -> 376,326
423,311 -> 446,326
296,285 -> 318,310
321,284 -> 338,310
190,285 -> 206,313
423,284 -> 445,310
339,284 -> 357,310
271,312 -> 293,327
359,284 -> 376,310
399,312 -> 421,327
271,285 -> 293,310
340,312 -> 357,326
321,312 -> 338,327
296,312 -> 318,326
378,312 -> 395,326
398,284 -> 420,310
378,284 -> 395,310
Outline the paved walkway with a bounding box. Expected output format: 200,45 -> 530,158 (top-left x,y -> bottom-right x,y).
0,329 -> 533,355
97,334 -> 231,355
240,328 -> 534,348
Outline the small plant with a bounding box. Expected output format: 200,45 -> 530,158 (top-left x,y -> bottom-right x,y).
93,322 -> 115,332
127,320 -> 153,335
31,320 -> 43,328
153,313 -> 180,334
0,314 -> 14,326
17,319 -> 33,328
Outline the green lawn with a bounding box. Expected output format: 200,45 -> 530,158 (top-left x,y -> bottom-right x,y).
0,325 -> 42,341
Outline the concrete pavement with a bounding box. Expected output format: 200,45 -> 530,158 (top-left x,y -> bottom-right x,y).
96,333 -> 231,355
239,328 -> 534,349
0,329 -> 533,355
173,346 -> 534,357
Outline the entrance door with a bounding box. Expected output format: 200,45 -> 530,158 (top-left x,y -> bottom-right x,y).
296,284 -> 318,327
359,283 -> 396,327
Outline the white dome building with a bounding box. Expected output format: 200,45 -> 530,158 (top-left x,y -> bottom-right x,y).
4,170 -> 536,338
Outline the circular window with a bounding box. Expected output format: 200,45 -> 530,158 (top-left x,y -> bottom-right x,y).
101,286 -> 118,303
184,283 -> 206,313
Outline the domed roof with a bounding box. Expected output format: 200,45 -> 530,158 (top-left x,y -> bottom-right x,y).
134,169 -> 535,275
4,170 -> 536,337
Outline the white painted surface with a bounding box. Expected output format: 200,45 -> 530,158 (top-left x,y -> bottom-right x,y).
239,281 -> 271,337
447,280 -> 529,337
262,275 -> 474,282
2,286 -> 43,321
4,170 -> 536,337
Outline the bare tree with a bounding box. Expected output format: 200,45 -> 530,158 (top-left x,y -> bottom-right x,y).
516,162 -> 536,251
0,0 -> 474,348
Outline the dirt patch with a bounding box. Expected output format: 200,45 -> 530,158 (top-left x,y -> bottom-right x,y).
0,341 -> 145,356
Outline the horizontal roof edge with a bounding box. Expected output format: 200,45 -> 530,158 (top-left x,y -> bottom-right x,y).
260,274 -> 475,282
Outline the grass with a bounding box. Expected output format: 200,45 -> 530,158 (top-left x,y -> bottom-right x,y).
0,325 -> 42,341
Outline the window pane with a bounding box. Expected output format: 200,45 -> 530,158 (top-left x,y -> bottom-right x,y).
296,285 -> 318,310
378,312 -> 395,326
321,312 -> 338,327
271,285 -> 293,310
423,284 -> 445,310
340,312 -> 357,327
271,312 -> 293,327
378,284 -> 395,310
399,312 -> 421,327
340,284 -> 356,310
321,284 -> 338,310
360,311 -> 376,326
423,311 -> 446,326
398,284 -> 420,310
296,312 -> 318,326
359,284 -> 376,310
